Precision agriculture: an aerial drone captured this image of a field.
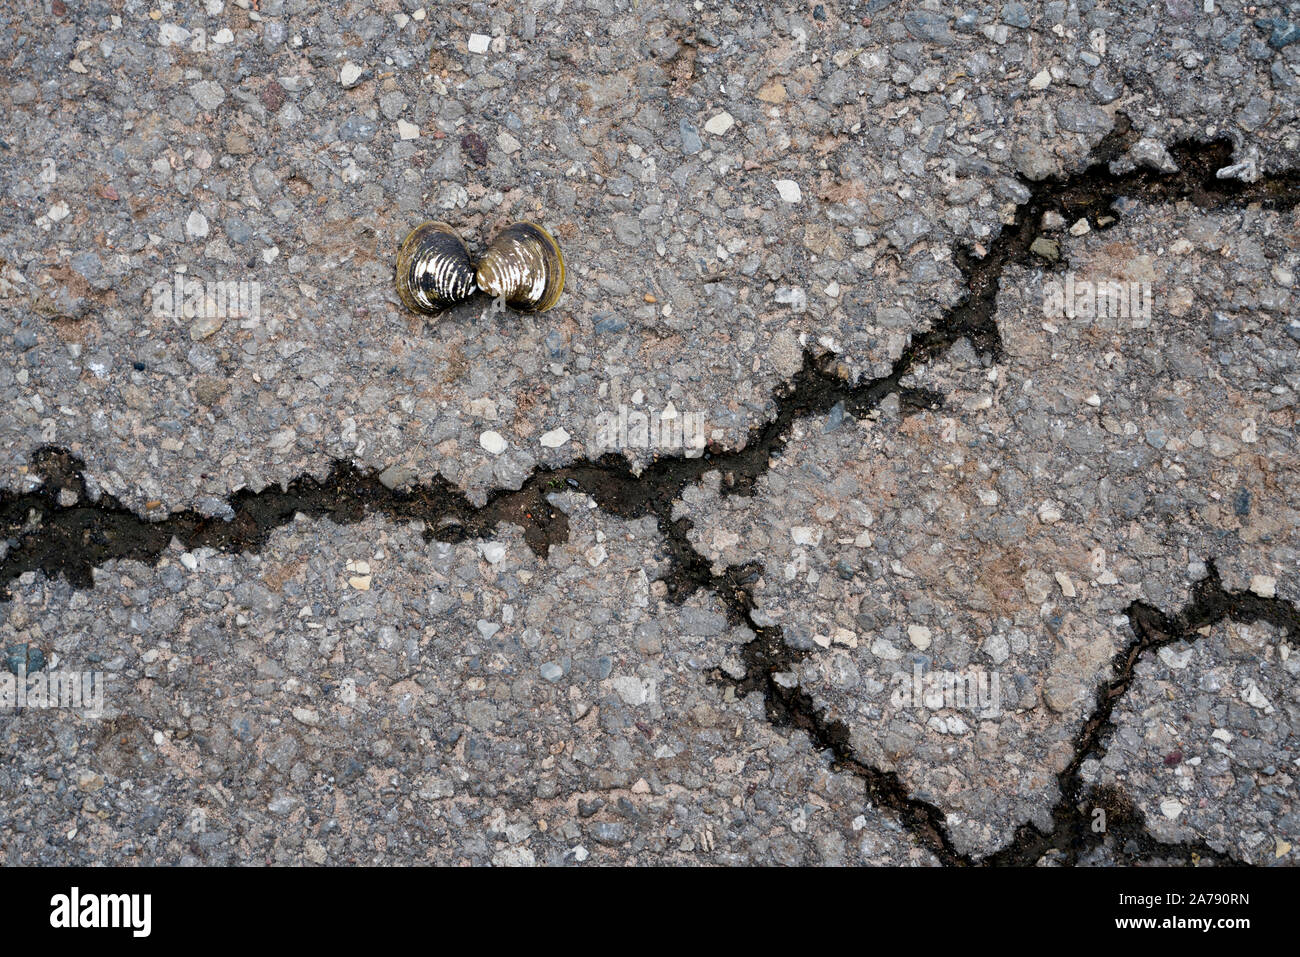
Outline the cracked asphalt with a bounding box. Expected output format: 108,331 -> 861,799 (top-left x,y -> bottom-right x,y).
1,0 -> 1298,866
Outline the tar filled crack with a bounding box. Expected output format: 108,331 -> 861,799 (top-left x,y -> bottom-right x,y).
3,114 -> 1298,866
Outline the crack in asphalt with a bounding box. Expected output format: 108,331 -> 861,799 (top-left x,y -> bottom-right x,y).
983,562 -> 1300,867
3,113 -> 1299,865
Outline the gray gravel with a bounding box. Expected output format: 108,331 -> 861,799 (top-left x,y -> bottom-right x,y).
0,508 -> 931,865
1,0 -> 1298,865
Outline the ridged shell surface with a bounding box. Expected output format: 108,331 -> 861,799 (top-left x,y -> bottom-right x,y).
475,222 -> 565,313
394,221 -> 478,314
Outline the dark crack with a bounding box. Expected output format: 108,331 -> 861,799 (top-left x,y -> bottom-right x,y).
3,116 -> 1299,866
985,562 -> 1299,867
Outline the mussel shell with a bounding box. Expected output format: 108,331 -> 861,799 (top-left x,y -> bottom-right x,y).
475,222 -> 565,313
394,221 -> 478,314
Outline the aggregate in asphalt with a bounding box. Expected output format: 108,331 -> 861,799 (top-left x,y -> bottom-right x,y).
1,0 -> 1298,865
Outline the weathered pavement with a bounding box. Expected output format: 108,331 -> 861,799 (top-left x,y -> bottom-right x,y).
1,0 -> 1298,865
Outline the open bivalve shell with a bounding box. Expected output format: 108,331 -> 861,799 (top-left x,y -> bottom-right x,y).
474,221 -> 566,313
394,221 -> 478,315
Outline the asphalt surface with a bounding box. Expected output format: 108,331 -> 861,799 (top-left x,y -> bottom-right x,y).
1,0 -> 1298,865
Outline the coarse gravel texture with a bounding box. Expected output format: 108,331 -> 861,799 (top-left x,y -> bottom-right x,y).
0,508 -> 933,865
1087,618 -> 1298,866
1,0 -> 1298,865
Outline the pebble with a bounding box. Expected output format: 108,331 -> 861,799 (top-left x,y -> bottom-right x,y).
1256,17 -> 1300,49
262,21 -> 286,49
224,216 -> 252,244
190,314 -> 223,340
467,33 -> 491,54
267,796 -> 297,816
1029,237 -> 1060,261
774,287 -> 807,312
185,211 -> 210,240
189,80 -> 226,111
1043,677 -> 1084,713
823,401 -> 845,433
340,62 -> 363,88
591,821 -> 626,845
1249,575 -> 1277,598
461,132 -> 489,166
480,431 -> 507,455
397,120 -> 420,140
159,23 -> 189,47
679,118 -> 703,155
704,111 -> 735,135
339,116 -> 378,142
1001,3 -> 1032,28
5,644 -> 46,676
478,542 -> 507,564
1023,569 -> 1053,603
540,662 -> 564,682
906,625 -> 933,650
540,428 -> 570,448
773,179 -> 802,204
790,526 -> 822,546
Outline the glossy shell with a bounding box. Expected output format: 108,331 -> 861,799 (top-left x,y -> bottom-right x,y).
394,221 -> 478,314
475,222 -> 565,313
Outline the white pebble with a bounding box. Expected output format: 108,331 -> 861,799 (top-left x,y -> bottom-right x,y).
1249,575 -> 1277,598
907,625 -> 932,650
467,33 -> 491,54
540,428 -> 570,448
480,431 -> 507,455
340,62 -> 363,87
185,210 -> 210,240
773,179 -> 802,204
159,23 -> 190,47
704,111 -> 735,135
1242,681 -> 1271,710
790,526 -> 822,546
